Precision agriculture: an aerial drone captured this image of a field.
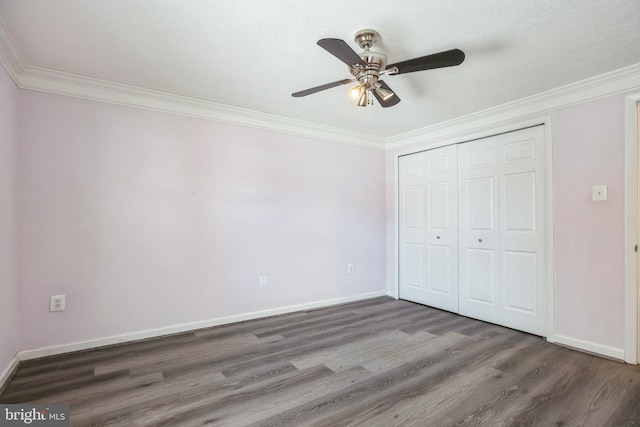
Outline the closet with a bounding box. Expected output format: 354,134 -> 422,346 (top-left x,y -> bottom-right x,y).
398,126 -> 546,336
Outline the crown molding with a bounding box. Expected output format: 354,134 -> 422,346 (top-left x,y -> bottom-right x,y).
0,16 -> 384,149
1,14 -> 639,151
16,66 -> 385,150
15,61 -> 640,151
386,63 -> 640,149
0,16 -> 25,84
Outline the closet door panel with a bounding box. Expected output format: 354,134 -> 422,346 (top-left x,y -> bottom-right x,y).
398,154 -> 428,304
458,140 -> 500,324
399,145 -> 458,312
402,243 -> 424,289
503,250 -> 537,312
467,248 -> 496,304
424,145 -> 458,312
498,126 -> 546,335
427,245 -> 451,294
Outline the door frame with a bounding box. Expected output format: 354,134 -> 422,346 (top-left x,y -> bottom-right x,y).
624,92 -> 640,364
393,117 -> 554,339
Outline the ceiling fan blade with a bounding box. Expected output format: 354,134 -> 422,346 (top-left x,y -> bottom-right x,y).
387,49 -> 465,75
292,79 -> 353,97
317,38 -> 366,67
372,80 -> 401,108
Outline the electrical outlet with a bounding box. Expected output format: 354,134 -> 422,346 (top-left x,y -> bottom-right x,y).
50,295 -> 66,312
347,264 -> 354,274
259,276 -> 268,288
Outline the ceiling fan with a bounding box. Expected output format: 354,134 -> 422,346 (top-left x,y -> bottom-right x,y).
292,29 -> 465,108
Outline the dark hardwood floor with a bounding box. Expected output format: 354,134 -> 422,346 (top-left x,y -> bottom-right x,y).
2,297 -> 640,426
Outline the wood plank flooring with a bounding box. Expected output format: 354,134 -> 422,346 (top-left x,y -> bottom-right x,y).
2,297 -> 640,426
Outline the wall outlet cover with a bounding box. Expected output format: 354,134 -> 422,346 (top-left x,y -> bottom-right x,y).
50,295 -> 66,312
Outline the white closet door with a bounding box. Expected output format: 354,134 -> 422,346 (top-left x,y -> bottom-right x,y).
458,139 -> 501,324
458,126 -> 546,336
497,126 -> 546,335
399,146 -> 458,312
398,152 -> 428,304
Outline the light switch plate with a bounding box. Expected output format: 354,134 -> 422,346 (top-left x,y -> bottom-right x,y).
259,276 -> 268,288
592,185 -> 607,201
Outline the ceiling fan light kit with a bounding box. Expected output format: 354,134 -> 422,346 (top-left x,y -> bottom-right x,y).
292,29 -> 465,108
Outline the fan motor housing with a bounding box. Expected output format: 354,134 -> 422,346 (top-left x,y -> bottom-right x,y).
350,30 -> 388,89
350,51 -> 387,88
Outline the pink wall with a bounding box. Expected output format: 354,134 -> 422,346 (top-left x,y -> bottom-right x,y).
386,92 -> 631,352
0,66 -> 20,373
7,68 -> 633,357
552,94 -> 626,348
17,91 -> 387,350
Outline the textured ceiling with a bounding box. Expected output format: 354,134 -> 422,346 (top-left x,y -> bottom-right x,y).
0,0 -> 639,138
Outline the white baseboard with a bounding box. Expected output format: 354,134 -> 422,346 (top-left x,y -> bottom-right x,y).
550,334 -> 625,361
385,289 -> 397,298
0,354 -> 19,392
18,291 -> 389,361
